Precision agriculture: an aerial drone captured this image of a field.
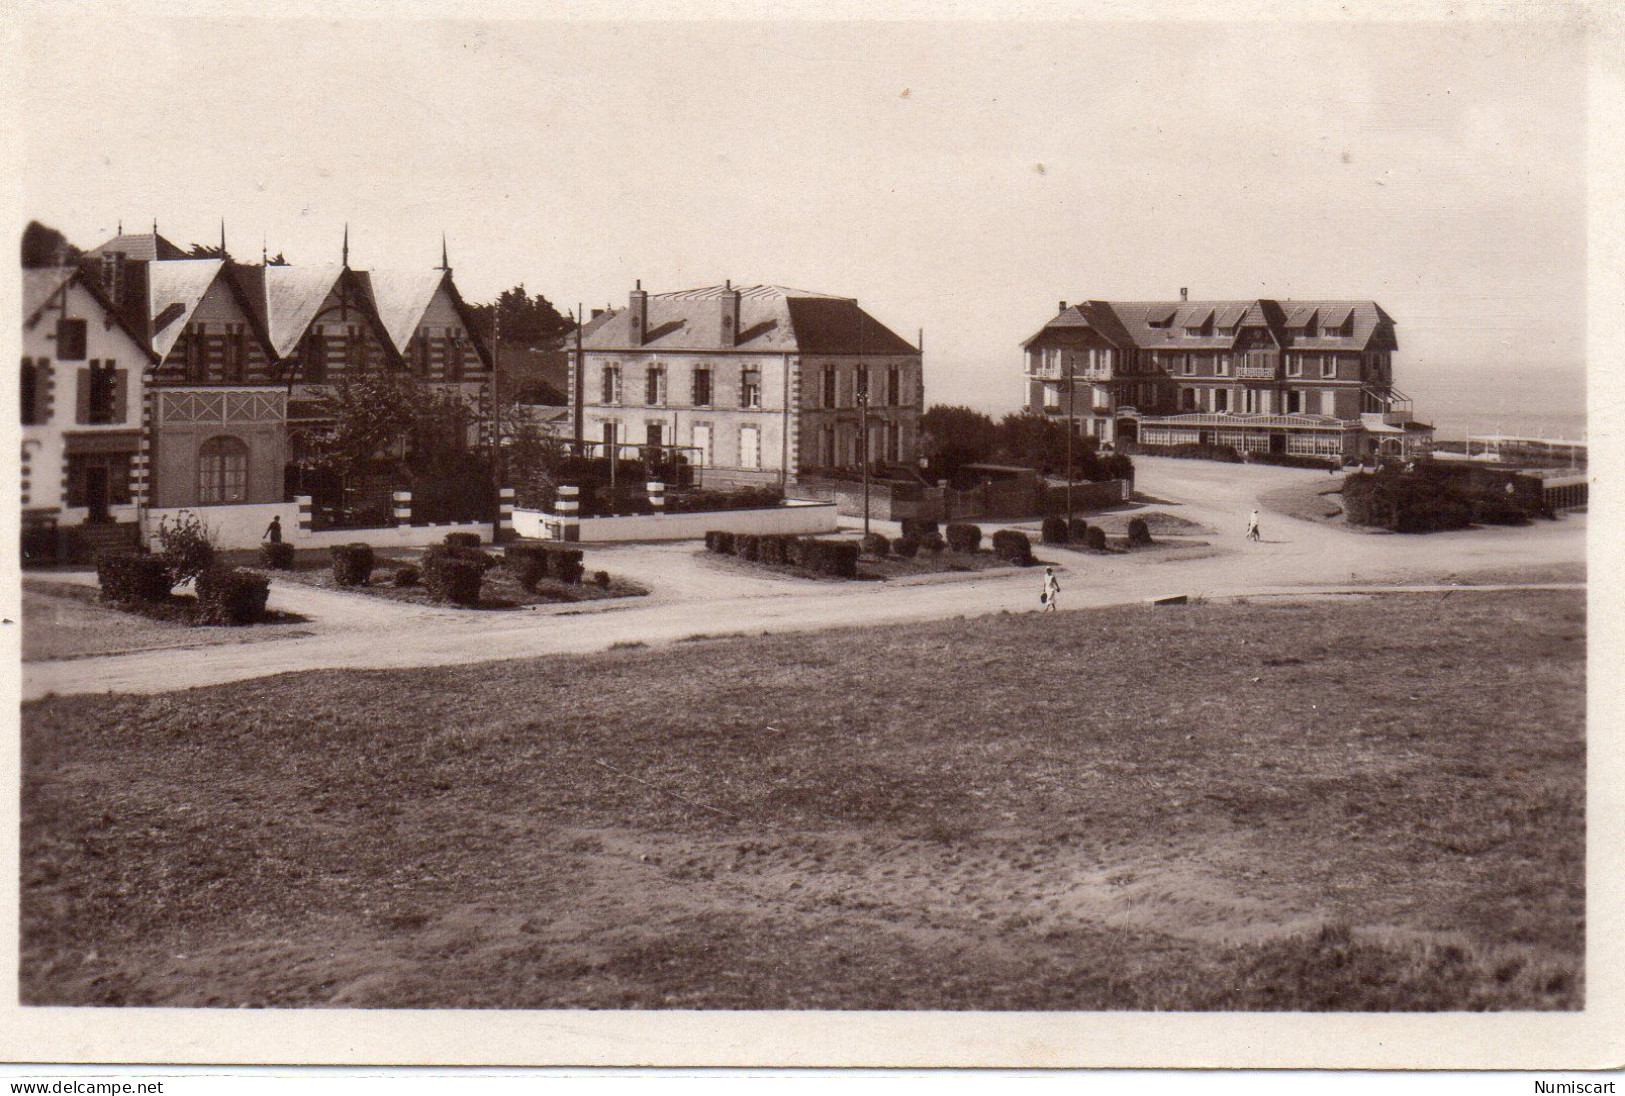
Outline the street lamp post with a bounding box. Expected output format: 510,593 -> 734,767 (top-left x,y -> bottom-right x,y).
1065,350 -> 1075,529
858,368 -> 871,538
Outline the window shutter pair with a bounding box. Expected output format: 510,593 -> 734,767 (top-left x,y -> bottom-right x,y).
76,368 -> 92,424
112,368 -> 129,424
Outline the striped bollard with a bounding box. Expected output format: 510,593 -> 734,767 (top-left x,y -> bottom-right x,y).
498,486 -> 515,537
296,495 -> 314,534
555,484 -> 581,542
392,490 -> 412,526
647,481 -> 665,512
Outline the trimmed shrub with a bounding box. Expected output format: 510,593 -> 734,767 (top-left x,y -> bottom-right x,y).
1471,499 -> 1532,526
921,531 -> 947,554
97,554 -> 172,604
991,529 -> 1035,566
861,532 -> 891,558
892,535 -> 920,559
1084,526 -> 1108,551
1343,471 -> 1476,534
1041,516 -> 1069,544
195,566 -> 271,625
422,556 -> 477,604
259,541 -> 296,570
1124,441 -> 1242,463
331,543 -> 375,586
704,531 -> 724,553
1126,517 -> 1153,547
444,532 -> 483,548
714,531 -> 736,555
900,518 -> 939,539
796,537 -> 860,578
593,569 -> 612,588
1068,517 -> 1089,541
945,523 -> 982,553
394,565 -> 421,587
1246,451 -> 1337,470
550,547 -> 586,585
155,510 -> 218,588
735,534 -> 762,562
759,535 -> 792,565
505,543 -> 550,573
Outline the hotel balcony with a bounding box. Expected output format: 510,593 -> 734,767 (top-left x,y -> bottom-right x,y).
1235,363 -> 1278,379
1361,385 -> 1414,424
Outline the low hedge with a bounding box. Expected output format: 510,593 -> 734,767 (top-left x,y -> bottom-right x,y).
259,541 -> 296,570
921,531 -> 947,553
1068,517 -> 1089,541
892,535 -> 920,558
1041,516 -> 1069,545
331,543 -> 375,587
422,547 -> 485,605
796,537 -> 860,578
945,523 -> 982,553
860,532 -> 890,558
665,486 -> 785,514
1084,526 -> 1108,551
195,566 -> 271,625
593,570 -> 612,588
899,518 -> 939,539
735,534 -> 762,562
97,554 -> 172,604
991,529 -> 1034,566
506,544 -> 586,585
394,565 -> 420,587
444,532 -> 483,548
1126,517 -> 1153,547
1128,442 -> 1243,463
758,534 -> 793,565
1246,451 -> 1339,470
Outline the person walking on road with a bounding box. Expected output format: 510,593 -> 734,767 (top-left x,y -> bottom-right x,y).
1041,566 -> 1060,612
1246,509 -> 1261,542
264,515 -> 283,544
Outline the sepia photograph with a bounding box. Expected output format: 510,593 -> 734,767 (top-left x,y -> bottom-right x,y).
4,0 -> 1618,1073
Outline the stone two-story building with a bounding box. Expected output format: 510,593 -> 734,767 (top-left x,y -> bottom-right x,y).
571,283 -> 923,487
1021,294 -> 1433,461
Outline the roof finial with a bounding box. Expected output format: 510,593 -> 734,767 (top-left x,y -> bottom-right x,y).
342,222 -> 350,268
262,235 -> 269,265
117,219 -> 123,235
220,218 -> 227,258
152,217 -> 158,236
439,232 -> 450,272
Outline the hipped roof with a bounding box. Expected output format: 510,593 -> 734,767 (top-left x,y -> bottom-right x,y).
579,284 -> 917,355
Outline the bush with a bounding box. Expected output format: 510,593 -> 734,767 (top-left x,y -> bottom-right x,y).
1471,499 -> 1532,526
422,547 -> 485,605
258,541 -> 296,570
1085,526 -> 1108,551
1343,471 -> 1477,534
1068,517 -> 1089,541
394,565 -> 420,587
714,531 -> 737,555
97,554 -> 172,604
1127,517 -> 1153,547
1246,451 -> 1337,470
330,543 -> 375,586
665,486 -> 785,514
1041,516 -> 1069,545
991,529 -> 1035,566
861,532 -> 891,558
550,547 -> 586,585
921,531 -> 947,553
945,523 -> 982,553
444,532 -> 483,548
195,566 -> 271,625
593,569 -> 611,588
735,534 -> 762,562
892,535 -> 920,558
154,510 -> 218,588
759,535 -> 792,565
900,518 -> 939,539
796,537 -> 861,578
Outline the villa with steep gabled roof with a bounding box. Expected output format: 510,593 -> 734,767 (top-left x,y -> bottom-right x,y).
1020,293 -> 1432,461
572,282 -> 923,486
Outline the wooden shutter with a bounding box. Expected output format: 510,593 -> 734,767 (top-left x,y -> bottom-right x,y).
76,367 -> 92,424
112,368 -> 129,424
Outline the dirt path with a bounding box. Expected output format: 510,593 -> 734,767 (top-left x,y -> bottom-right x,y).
22,457 -> 1585,700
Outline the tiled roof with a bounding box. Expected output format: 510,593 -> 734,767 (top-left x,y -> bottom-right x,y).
87,231 -> 188,262
580,284 -> 916,355
358,270 -> 447,355
146,259 -> 227,361
1024,298 -> 1396,353
264,265 -> 344,357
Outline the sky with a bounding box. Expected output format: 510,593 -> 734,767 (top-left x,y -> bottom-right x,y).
18,10 -> 1589,425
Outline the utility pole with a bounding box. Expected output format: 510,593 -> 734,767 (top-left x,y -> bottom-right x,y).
858,366 -> 871,538
1065,348 -> 1075,529
490,302 -> 502,541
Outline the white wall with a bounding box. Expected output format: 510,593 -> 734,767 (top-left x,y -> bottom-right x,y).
142,501 -> 492,551
511,499 -> 837,543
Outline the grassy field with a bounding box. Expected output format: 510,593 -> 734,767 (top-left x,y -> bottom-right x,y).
22,581 -> 313,662
20,589 -> 1584,1009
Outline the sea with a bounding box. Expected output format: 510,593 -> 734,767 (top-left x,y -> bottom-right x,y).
1402,363 -> 1587,442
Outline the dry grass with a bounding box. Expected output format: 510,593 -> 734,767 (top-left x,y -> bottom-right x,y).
20,590 -> 1584,1010
22,580 -> 313,662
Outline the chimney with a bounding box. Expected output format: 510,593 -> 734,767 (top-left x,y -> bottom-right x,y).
1180,287 -> 1189,301
628,280 -> 648,346
590,308 -> 605,320
720,279 -> 741,347
1058,300 -> 1068,313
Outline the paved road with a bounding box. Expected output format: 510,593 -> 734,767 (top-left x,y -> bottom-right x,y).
22,457 -> 1586,700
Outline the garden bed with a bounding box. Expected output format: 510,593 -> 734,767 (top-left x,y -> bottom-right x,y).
271,546 -> 648,609
23,580 -> 311,662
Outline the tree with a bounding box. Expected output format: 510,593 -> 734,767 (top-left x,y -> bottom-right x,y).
997,411 -> 1073,475
465,285 -> 572,347
919,405 -> 999,477
21,221 -> 82,268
